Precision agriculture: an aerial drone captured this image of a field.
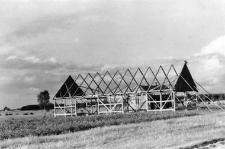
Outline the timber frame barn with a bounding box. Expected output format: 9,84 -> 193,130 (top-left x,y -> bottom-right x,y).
53,62 -> 224,117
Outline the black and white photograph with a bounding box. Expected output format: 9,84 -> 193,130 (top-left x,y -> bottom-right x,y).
0,0 -> 225,148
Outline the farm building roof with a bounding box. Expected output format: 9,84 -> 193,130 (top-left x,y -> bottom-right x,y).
175,62 -> 198,92
54,75 -> 85,99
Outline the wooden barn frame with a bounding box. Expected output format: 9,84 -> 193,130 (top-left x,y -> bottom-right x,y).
53,62 -> 224,117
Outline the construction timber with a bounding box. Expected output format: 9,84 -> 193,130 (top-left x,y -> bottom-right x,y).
53,62 -> 224,117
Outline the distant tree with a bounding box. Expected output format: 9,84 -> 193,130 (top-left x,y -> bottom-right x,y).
222,94 -> 225,100
45,103 -> 54,111
21,105 -> 40,111
208,94 -> 212,101
214,94 -> 220,101
3,107 -> 10,111
37,90 -> 50,112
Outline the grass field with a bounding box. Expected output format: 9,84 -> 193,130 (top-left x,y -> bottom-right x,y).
0,110 -> 198,140
0,110 -> 224,149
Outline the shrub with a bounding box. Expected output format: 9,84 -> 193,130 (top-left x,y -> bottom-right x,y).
21,105 -> 40,111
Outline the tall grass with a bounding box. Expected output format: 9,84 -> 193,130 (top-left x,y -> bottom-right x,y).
1,111 -> 224,149
0,111 -> 197,140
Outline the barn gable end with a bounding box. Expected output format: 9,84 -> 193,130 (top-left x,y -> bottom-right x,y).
54,75 -> 84,98
175,62 -> 198,92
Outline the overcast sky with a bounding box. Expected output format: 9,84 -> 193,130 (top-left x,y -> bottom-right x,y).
1,0 -> 225,109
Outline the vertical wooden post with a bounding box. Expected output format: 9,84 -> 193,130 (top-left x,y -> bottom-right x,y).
122,95 -> 124,113
70,98 -> 72,116
173,91 -> 176,112
75,98 -> 77,116
64,99 -> 66,117
135,95 -> 138,112
146,93 -> 148,112
91,98 -> 92,114
109,96 -> 112,114
97,97 -> 99,115
160,93 -> 162,112
196,96 -> 199,111
54,99 -> 56,117
185,92 -> 188,111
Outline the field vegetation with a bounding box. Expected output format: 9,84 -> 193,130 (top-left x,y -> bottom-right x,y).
0,110 -> 225,149
0,110 -> 197,140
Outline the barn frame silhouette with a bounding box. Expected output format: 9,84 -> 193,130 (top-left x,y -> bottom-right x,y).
53,62 -> 224,117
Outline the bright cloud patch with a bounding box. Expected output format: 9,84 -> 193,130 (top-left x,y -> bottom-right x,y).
49,57 -> 57,63
24,56 -> 40,63
6,55 -> 17,60
200,35 -> 225,56
194,35 -> 225,92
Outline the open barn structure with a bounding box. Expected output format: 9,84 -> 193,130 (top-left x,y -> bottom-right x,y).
53,62 -> 224,117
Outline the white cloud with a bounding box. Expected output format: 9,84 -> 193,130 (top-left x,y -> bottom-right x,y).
193,35 -> 225,92
49,57 -> 57,63
199,55 -> 223,83
0,75 -> 13,86
29,87 -> 40,92
199,35 -> 225,56
101,64 -> 120,72
24,76 -> 36,84
6,55 -> 17,60
0,45 -> 15,56
24,56 -> 40,63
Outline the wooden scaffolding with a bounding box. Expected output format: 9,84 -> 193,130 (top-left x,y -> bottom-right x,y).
53,62 -> 224,117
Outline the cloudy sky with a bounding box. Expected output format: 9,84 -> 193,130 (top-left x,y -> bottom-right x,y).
1,0 -> 225,109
